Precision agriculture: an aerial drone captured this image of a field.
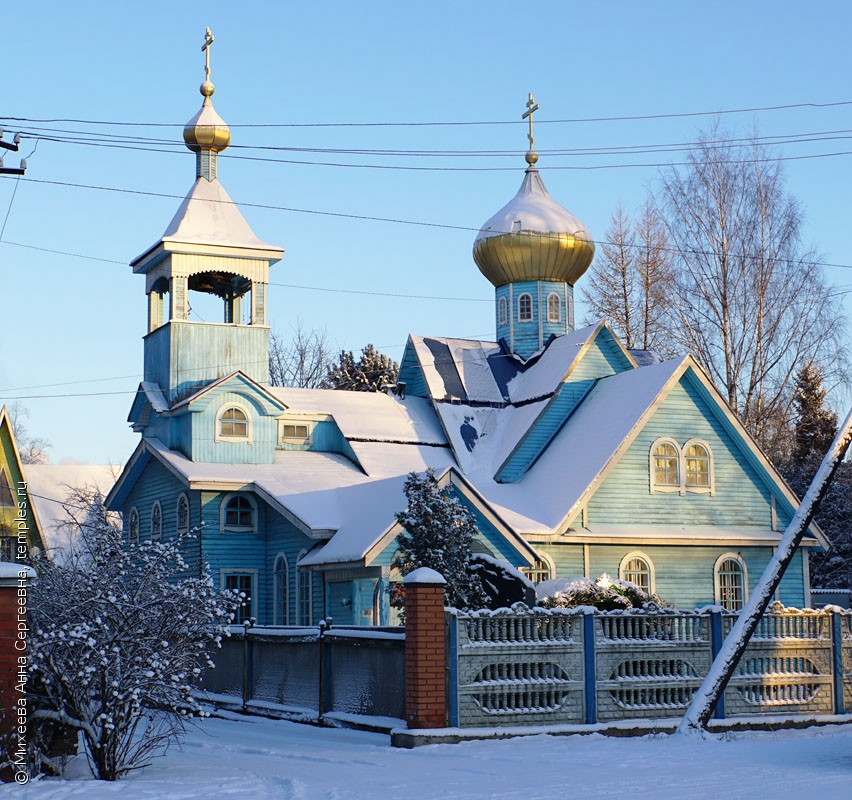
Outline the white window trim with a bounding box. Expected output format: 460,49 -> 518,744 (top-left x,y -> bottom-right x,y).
220,492 -> 258,534
296,549 -> 313,625
714,552 -> 748,610
273,553 -> 289,626
619,551 -> 656,594
649,437 -> 682,495
521,552 -> 555,585
279,420 -> 313,445
220,569 -> 259,624
546,292 -> 561,323
517,292 -> 533,323
150,501 -> 163,542
215,402 -> 253,444
683,437 -> 715,495
128,507 -> 140,544
498,296 -> 508,326
176,492 -> 190,535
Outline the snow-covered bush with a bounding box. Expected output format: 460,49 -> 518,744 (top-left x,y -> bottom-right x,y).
469,553 -> 536,608
392,469 -> 488,612
27,497 -> 239,781
536,574 -> 662,610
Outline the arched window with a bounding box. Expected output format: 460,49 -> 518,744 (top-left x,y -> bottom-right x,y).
297,550 -> 312,625
150,502 -> 162,541
217,405 -> 250,440
176,493 -> 190,534
684,440 -> 713,493
274,554 -> 289,625
567,294 -> 575,329
128,507 -> 139,544
498,296 -> 508,326
715,554 -> 747,611
546,292 -> 561,323
521,556 -> 554,585
518,293 -> 533,322
620,552 -> 655,595
651,439 -> 680,492
222,494 -> 257,532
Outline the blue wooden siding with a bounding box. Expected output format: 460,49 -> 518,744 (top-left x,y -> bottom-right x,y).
397,342 -> 429,398
539,281 -> 571,342
143,320 -> 270,403
498,379 -> 595,482
537,543 -> 585,579
263,505 -> 316,625
510,280 -> 540,359
586,544 -> 804,608
586,374 -> 779,529
566,326 -> 632,384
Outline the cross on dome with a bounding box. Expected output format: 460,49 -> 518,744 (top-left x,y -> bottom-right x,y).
522,92 -> 540,167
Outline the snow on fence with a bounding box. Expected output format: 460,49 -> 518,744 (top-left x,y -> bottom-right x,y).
198,623 -> 406,725
449,603 -> 852,728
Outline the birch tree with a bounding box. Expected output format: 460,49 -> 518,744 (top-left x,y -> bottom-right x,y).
659,126 -> 848,451
268,321 -> 334,388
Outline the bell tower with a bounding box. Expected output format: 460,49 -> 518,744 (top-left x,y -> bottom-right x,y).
130,29 -> 284,403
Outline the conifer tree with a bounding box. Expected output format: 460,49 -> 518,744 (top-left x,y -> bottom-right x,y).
325,344 -> 399,392
790,362 -> 838,468
392,470 -> 488,611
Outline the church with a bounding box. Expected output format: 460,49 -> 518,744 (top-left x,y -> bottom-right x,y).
106,39 -> 824,626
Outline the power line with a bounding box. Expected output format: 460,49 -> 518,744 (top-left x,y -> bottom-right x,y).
4,97 -> 852,128
10,175 -> 852,272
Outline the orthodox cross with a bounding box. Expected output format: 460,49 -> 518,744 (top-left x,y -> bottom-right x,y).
202,27 -> 215,81
522,92 -> 540,150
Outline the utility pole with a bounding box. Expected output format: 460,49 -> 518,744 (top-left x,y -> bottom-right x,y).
0,130 -> 27,175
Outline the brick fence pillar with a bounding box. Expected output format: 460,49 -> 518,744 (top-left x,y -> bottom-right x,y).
403,568 -> 447,729
1,563 -> 34,782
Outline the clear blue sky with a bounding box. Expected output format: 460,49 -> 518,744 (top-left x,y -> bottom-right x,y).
2,1 -> 851,465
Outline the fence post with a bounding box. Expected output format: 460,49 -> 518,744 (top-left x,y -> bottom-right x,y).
709,610 -> 726,719
831,611 -> 845,715
583,611 -> 597,724
241,620 -> 254,711
446,612 -> 459,727
318,618 -> 333,719
403,568 -> 447,729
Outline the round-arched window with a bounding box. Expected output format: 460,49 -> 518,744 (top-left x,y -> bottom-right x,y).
151,502 -> 162,541
498,296 -> 508,326
547,292 -> 561,323
653,441 -> 680,487
128,507 -> 140,544
177,494 -> 190,534
685,442 -> 711,488
223,495 -> 255,530
716,555 -> 747,611
620,553 -> 654,594
219,406 -> 249,439
518,293 -> 533,322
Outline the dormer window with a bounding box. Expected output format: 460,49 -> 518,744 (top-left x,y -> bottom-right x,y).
498,296 -> 508,326
547,292 -> 561,323
518,293 -> 533,322
222,493 -> 257,532
216,404 -> 251,442
283,424 -> 308,439
279,420 -> 311,446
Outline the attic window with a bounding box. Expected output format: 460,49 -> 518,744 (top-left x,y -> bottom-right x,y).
518,293 -> 533,322
282,424 -> 309,439
222,494 -> 257,532
216,404 -> 252,443
651,440 -> 680,492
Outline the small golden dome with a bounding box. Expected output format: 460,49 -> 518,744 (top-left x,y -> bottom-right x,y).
183,83 -> 231,153
473,168 -> 595,287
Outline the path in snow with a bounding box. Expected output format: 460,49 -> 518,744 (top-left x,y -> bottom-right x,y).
16,715 -> 852,800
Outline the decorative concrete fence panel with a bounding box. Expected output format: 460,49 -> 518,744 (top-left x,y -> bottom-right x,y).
595,612 -> 712,722
451,610 -> 585,727
841,612 -> 852,713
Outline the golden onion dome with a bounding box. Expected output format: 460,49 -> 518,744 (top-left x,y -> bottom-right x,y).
183,79 -> 231,153
473,167 -> 595,287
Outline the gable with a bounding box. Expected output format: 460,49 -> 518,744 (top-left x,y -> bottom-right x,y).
566,323 -> 635,384
0,406 -> 44,553
397,339 -> 430,399
586,373 -> 789,532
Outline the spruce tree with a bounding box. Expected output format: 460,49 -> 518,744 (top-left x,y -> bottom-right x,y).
392,469 -> 488,610
791,362 -> 838,469
325,344 -> 399,392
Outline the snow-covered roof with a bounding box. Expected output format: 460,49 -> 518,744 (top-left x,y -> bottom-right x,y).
24,464 -> 117,556
266,387 -> 446,444
132,178 -> 282,265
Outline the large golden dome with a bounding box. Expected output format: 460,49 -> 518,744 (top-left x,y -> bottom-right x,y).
473,167 -> 595,287
183,80 -> 231,153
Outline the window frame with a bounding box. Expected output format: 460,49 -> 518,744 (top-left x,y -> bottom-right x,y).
649,438 -> 682,494
176,492 -> 190,535
498,296 -> 508,326
215,403 -> 252,443
517,292 -> 533,323
714,553 -> 748,611
619,551 -> 655,595
220,493 -> 258,533
279,421 -> 311,445
683,438 -> 715,495
150,501 -> 162,542
273,553 -> 289,626
128,507 -> 140,544
546,292 -> 561,323
520,553 -> 554,585
222,570 -> 257,625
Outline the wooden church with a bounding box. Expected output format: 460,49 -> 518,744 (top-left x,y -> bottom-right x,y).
107,40 -> 824,626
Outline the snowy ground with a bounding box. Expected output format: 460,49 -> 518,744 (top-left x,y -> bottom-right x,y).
15,715 -> 852,799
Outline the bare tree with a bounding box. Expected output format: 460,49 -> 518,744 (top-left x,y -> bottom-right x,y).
583,201 -> 675,357
658,125 -> 848,451
8,401 -> 50,464
268,321 -> 334,388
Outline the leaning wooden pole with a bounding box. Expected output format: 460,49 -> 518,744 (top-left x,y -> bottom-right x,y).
678,406 -> 852,735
